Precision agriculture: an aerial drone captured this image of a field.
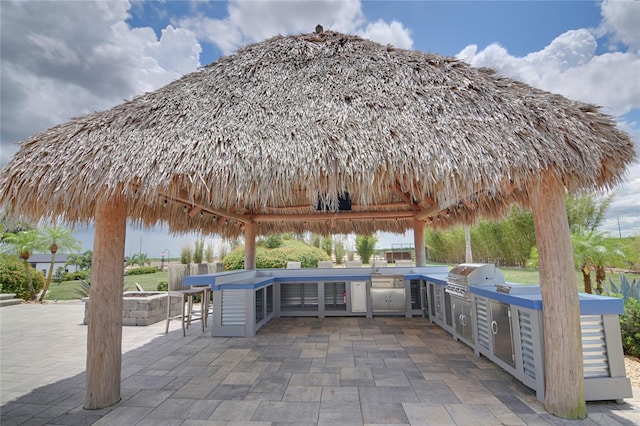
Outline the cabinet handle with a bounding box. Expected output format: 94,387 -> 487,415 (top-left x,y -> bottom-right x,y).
491,321 -> 498,334
461,315 -> 467,327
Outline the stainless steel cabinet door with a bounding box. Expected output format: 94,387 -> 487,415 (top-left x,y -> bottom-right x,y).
490,300 -> 515,367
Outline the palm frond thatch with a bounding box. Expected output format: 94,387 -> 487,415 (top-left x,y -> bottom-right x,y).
0,31 -> 635,237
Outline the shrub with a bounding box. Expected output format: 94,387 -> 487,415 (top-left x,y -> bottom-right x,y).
601,275 -> 640,301
334,238 -> 345,264
355,235 -> 377,264
181,245 -> 192,264
62,270 -> 89,281
260,234 -> 282,249
0,254 -> 45,300
157,280 -> 168,291
193,240 -> 204,264
223,239 -> 330,270
601,275 -> 640,357
205,243 -> 214,263
125,266 -> 158,276
620,298 -> 640,357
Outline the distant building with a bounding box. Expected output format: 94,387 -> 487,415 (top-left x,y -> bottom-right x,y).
27,254 -> 79,276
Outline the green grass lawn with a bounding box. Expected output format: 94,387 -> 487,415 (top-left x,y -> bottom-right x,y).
501,267 -> 627,293
45,272 -> 168,301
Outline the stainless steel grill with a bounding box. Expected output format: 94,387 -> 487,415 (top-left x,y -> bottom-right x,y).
446,263 -> 504,300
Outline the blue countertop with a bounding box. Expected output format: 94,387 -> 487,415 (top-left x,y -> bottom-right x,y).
471,284 -> 623,315
183,267 -> 623,315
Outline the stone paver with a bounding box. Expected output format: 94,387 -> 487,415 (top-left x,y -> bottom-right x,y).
1,303 -> 639,425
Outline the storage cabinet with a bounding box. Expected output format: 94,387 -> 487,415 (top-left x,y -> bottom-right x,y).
371,276 -> 406,314
490,300 -> 515,368
409,279 -> 427,317
473,294 -> 543,397
371,287 -> 406,312
452,297 -> 474,346
324,282 -> 347,312
472,289 -> 632,403
350,281 -> 367,313
280,282 -> 318,312
427,280 -> 453,333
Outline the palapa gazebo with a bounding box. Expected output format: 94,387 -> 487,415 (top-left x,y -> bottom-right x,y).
0,31 -> 635,419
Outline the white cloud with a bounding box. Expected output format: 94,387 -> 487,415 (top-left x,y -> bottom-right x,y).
457,29 -> 640,117
456,0 -> 640,237
360,20 -> 413,49
0,0 -> 202,162
179,0 -> 412,55
598,0 -> 640,52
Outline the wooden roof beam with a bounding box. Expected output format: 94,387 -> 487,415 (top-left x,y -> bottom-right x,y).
392,182 -> 422,212
251,210 -> 415,222
164,192 -> 253,224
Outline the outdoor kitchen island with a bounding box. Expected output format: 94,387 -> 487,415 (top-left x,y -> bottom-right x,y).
183,265 -> 444,337
184,264 -> 633,403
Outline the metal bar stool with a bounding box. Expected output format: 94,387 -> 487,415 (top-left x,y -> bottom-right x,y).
165,287 -> 206,336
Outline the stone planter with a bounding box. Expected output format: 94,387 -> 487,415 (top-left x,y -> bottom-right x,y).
84,291 -> 182,326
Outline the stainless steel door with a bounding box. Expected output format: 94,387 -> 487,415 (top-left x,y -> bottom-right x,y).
386,288 -> 406,311
490,300 -> 515,367
433,285 -> 443,320
371,288 -> 406,312
453,297 -> 474,343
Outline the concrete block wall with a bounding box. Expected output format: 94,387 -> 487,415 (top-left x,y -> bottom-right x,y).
84,292 -> 184,326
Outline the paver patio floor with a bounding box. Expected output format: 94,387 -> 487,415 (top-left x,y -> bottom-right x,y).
1,302 -> 639,425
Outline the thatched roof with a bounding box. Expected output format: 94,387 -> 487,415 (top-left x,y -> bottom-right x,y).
0,31 -> 635,237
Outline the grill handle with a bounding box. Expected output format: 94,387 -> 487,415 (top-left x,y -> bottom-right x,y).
491,320 -> 498,334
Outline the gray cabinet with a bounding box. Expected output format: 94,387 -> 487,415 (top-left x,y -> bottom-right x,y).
427,281 -> 453,333
324,282 -> 347,312
280,282 -> 318,312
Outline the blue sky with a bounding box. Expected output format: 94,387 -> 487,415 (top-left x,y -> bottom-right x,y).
1,0 -> 638,257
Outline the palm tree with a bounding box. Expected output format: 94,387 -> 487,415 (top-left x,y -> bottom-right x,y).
126,252 -> 150,267
571,232 -> 627,294
65,253 -> 82,270
464,226 -> 473,263
1,230 -> 44,301
136,253 -> 150,267
37,226 -> 81,302
585,233 -> 627,294
79,250 -> 93,270
572,233 -> 596,294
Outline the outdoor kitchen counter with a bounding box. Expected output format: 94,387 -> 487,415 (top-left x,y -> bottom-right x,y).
471,284 -> 624,314
184,266 -> 449,290
183,266 -> 450,338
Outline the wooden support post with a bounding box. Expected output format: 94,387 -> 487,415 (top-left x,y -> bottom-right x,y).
84,196 -> 127,409
529,173 -> 586,419
414,219 -> 426,267
244,222 -> 256,270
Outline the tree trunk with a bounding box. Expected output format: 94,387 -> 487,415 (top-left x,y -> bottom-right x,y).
464,225 -> 473,263
244,222 -> 256,270
39,250 -> 57,302
529,173 -> 586,419
84,196 -> 127,409
595,266 -> 606,294
19,251 -> 36,301
414,219 -> 426,266
581,265 -> 593,294
22,259 -> 36,301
